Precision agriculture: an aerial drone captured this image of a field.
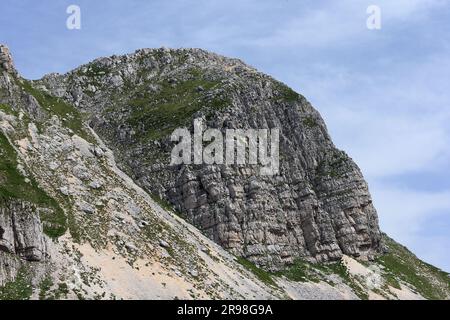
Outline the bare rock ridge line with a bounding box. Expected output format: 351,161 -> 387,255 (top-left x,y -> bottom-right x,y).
35,47 -> 382,270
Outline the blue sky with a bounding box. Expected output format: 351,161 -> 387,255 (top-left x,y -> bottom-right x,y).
1,0 -> 449,271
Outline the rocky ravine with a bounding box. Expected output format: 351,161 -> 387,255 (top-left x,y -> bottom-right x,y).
0,44 -> 449,300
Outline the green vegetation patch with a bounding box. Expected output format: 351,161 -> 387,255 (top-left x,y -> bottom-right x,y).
38,276 -> 53,300
66,210 -> 82,243
20,80 -> 91,141
316,152 -> 349,179
275,258 -> 368,299
0,267 -> 33,300
236,257 -> 278,288
377,235 -> 450,300
39,277 -> 70,300
151,194 -> 175,212
0,132 -> 67,238
273,83 -> 300,103
0,103 -> 17,115
81,63 -> 110,78
324,261 -> 369,300
302,116 -> 318,128
274,259 -> 321,283
126,69 -> 229,140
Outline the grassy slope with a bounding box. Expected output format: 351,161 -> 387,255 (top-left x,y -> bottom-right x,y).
126,68 -> 229,140
0,267 -> 32,300
376,234 -> 450,300
236,235 -> 449,300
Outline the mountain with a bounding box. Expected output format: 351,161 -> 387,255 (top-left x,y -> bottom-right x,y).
0,44 -> 448,300
37,47 -> 383,269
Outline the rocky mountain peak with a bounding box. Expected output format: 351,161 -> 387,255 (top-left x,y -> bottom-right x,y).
35,48 -> 383,270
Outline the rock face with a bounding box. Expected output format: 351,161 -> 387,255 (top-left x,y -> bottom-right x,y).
38,48 -> 382,270
0,45 -> 16,75
0,200 -> 47,262
0,199 -> 48,288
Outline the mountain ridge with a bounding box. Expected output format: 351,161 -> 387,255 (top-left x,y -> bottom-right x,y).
0,44 -> 448,300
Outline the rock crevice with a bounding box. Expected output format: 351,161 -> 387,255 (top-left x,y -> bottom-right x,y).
0,200 -> 47,262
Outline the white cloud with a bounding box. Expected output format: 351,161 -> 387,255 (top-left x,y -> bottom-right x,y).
242,0 -> 446,49
372,185 -> 450,236
283,51 -> 450,179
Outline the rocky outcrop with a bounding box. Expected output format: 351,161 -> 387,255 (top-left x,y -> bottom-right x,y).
0,199 -> 47,261
0,199 -> 48,288
37,48 -> 382,270
0,45 -> 17,75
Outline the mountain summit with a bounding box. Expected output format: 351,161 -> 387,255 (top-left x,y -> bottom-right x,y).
38,48 -> 382,269
0,45 -> 448,300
